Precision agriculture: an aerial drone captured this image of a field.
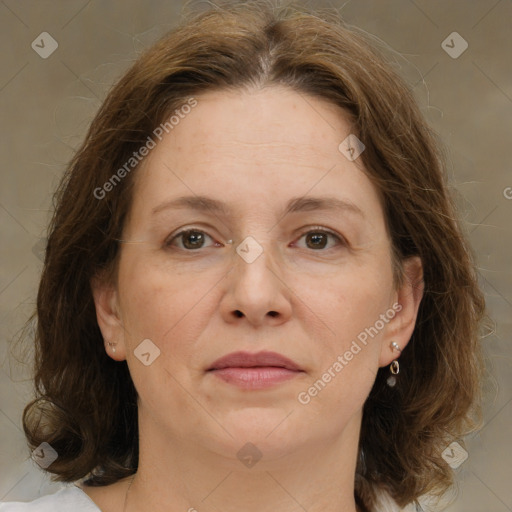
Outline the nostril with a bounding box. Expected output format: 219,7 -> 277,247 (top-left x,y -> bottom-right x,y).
232,310 -> 278,318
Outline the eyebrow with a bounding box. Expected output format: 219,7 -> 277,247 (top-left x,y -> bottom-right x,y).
152,195 -> 365,218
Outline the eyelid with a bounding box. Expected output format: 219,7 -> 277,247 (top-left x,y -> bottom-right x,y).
293,225 -> 347,248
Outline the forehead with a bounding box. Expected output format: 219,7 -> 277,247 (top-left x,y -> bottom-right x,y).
177,86 -> 342,148
128,86 -> 385,230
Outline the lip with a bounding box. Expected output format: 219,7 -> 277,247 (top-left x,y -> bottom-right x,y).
207,351 -> 304,390
207,350 -> 302,371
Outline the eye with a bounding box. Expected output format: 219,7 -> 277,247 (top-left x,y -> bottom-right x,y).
294,227 -> 346,251
164,226 -> 346,252
165,228 -> 220,251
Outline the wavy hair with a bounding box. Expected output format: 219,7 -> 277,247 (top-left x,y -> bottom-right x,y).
20,1 -> 488,510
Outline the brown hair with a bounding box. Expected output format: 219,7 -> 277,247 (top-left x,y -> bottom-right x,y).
20,1 -> 488,510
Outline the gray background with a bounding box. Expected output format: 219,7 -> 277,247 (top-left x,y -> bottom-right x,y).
0,1 -> 511,510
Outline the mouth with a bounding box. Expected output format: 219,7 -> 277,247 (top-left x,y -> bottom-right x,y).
207,351 -> 304,390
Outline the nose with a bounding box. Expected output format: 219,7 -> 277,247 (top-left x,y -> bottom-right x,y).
219,236 -> 293,327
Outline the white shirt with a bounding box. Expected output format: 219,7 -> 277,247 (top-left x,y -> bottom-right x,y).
0,484 -> 418,511
0,486 -> 98,511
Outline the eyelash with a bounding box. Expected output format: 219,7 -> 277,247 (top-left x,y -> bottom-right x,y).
164,226 -> 347,252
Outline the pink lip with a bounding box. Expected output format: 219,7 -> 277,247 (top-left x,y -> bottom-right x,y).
207,351 -> 304,390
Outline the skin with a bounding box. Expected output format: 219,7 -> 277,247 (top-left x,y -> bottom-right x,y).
85,85 -> 423,512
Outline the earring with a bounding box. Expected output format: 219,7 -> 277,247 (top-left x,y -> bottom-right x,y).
387,360 -> 399,387
390,341 -> 401,353
108,342 -> 116,353
387,341 -> 401,387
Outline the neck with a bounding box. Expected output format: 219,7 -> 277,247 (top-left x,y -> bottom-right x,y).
124,408 -> 363,512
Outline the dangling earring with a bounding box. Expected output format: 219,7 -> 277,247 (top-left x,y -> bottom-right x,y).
387,360 -> 399,387
387,341 -> 401,387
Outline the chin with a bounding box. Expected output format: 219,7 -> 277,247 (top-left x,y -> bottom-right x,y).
212,411 -> 312,456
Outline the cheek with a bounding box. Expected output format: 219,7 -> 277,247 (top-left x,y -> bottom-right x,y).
116,254 -> 212,347
115,258 -> 217,421
293,265 -> 393,405
297,261 -> 394,341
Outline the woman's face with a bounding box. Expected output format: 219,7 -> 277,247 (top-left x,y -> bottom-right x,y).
94,85 -> 422,463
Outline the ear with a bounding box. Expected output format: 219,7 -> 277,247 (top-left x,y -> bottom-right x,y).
90,273 -> 127,361
379,255 -> 424,367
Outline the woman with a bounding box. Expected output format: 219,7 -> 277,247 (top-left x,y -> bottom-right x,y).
1,1 -> 487,511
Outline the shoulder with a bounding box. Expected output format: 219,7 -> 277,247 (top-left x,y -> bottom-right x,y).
0,485 -> 100,512
373,487 -> 420,512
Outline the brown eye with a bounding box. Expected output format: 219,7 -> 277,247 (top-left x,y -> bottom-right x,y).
305,232 -> 329,249
182,230 -> 206,249
295,228 -> 345,251
166,229 -> 217,250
